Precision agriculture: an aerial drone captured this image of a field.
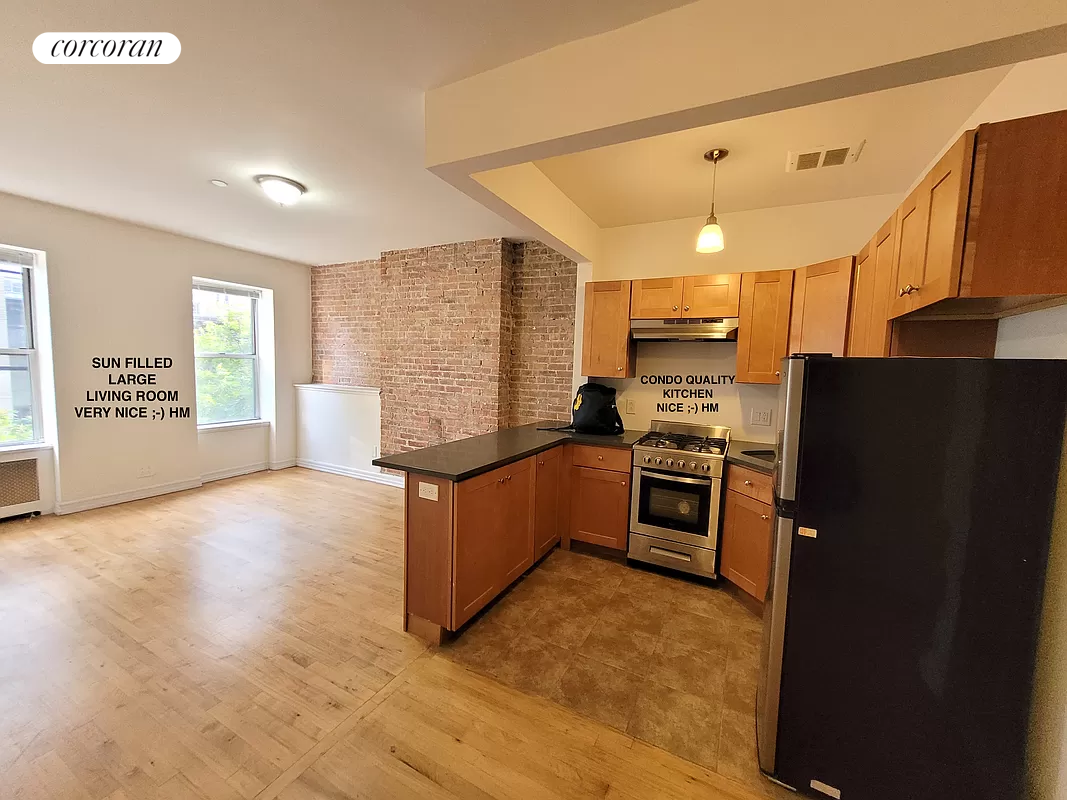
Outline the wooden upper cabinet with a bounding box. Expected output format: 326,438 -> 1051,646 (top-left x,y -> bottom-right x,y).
681,273 -> 741,318
848,216 -> 896,357
582,281 -> 634,378
736,270 -> 794,384
889,130 -> 975,318
533,447 -> 561,560
962,109 -> 1067,298
788,257 -> 854,357
631,278 -> 684,319
570,465 -> 630,550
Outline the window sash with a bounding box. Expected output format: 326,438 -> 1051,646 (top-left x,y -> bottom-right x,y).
192,289 -> 257,357
192,280 -> 261,426
0,266 -> 33,351
0,259 -> 40,446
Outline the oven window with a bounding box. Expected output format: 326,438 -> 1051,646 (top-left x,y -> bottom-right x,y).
637,472 -> 712,538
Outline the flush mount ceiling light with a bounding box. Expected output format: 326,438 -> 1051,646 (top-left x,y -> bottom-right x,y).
210,179 -> 228,187
254,175 -> 307,206
696,148 -> 728,254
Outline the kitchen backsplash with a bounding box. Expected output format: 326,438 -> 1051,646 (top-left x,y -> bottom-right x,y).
600,341 -> 778,442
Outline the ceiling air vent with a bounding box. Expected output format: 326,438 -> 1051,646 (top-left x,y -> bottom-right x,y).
786,140 -> 865,172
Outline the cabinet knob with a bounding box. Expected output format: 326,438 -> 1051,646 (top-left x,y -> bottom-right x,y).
506,475 -> 512,481
684,305 -> 690,311
597,455 -> 603,461
672,305 -> 679,311
899,283 -> 917,297
775,370 -> 780,377
744,480 -> 753,486
617,366 -> 623,371
621,481 -> 627,487
761,514 -> 770,520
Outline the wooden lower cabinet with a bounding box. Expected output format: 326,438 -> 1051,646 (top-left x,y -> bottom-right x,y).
452,458 -> 535,629
570,465 -> 630,551
720,487 -> 773,602
533,448 -> 562,560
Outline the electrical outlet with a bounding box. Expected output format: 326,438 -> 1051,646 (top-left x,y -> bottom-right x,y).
625,398 -> 636,415
751,409 -> 772,426
137,465 -> 155,479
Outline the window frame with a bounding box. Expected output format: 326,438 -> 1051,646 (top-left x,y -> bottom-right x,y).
0,257 -> 43,447
191,280 -> 261,427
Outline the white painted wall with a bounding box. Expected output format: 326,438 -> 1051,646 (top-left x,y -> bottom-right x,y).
295,384 -> 400,488
198,422 -> 271,483
602,342 -> 778,442
0,190 -> 311,513
595,194 -> 901,281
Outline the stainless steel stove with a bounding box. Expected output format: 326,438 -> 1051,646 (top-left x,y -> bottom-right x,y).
628,420 -> 731,578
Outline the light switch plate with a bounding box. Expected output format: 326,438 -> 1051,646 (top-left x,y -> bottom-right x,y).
625,398 -> 636,415
751,409 -> 772,426
418,482 -> 439,501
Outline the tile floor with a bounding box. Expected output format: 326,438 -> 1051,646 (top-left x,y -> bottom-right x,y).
440,547 -> 783,797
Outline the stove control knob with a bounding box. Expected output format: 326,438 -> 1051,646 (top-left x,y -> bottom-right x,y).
665,458 -> 674,467
677,460 -> 686,469
700,463 -> 710,473
654,457 -> 662,466
643,455 -> 651,464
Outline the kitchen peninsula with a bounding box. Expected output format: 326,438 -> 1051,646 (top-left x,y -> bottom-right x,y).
373,422 -> 774,643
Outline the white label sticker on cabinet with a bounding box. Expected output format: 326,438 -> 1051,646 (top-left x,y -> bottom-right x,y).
418,482 -> 439,502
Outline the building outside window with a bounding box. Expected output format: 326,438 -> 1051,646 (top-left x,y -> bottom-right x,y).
0,246 -> 40,445
192,280 -> 260,425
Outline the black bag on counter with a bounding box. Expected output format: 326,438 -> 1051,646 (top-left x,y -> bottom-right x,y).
569,382 -> 624,435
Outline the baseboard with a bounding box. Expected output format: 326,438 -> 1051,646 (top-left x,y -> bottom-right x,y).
296,458 -> 404,488
201,462 -> 269,483
269,458 -> 297,471
55,478 -> 204,515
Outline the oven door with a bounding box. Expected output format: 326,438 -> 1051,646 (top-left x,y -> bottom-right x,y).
630,466 -> 720,550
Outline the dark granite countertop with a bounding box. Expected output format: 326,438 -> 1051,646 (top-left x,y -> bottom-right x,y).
372,421 -> 644,482
726,439 -> 777,474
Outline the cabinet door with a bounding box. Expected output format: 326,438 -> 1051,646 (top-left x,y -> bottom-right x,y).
720,489 -> 773,601
582,281 -> 634,378
500,458 -> 535,586
736,270 -> 794,384
788,257 -> 854,357
534,448 -> 562,560
890,188 -> 927,319
570,466 -> 630,550
910,130 -> 974,313
962,110 -> 1067,297
452,469 -> 502,629
631,277 -> 684,319
681,273 -> 741,318
847,239 -> 875,357
865,216 -> 897,357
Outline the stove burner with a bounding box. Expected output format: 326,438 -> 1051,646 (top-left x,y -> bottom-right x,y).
637,432 -> 728,455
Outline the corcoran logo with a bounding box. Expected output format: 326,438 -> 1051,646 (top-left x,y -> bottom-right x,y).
33,32 -> 181,64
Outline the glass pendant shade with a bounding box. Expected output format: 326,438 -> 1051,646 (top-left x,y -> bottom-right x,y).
696,215 -> 724,253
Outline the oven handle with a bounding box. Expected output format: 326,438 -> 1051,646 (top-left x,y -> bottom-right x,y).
632,466 -> 715,487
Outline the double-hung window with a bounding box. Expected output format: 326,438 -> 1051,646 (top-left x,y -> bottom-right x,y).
0,247 -> 40,445
192,280 -> 260,425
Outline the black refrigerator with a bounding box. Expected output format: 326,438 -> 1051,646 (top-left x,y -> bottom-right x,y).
756,355 -> 1067,800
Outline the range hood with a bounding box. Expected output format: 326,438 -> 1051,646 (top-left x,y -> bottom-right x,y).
630,318 -> 739,342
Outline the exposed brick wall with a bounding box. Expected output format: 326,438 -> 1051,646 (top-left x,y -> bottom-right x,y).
508,241 -> 577,426
309,238 -> 577,456
311,259 -> 381,386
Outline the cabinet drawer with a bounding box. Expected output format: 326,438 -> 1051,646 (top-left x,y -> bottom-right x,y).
570,444 -> 631,474
726,464 -> 773,504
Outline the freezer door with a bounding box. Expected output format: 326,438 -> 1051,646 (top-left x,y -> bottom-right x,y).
756,511 -> 795,777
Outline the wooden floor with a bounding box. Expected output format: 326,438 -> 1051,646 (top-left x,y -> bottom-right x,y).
0,468 -> 772,800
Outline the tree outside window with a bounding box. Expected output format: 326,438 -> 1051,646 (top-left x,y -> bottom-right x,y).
192,283 -> 259,425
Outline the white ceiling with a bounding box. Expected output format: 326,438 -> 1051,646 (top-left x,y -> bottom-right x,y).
0,0 -> 693,265
535,69 -> 1009,228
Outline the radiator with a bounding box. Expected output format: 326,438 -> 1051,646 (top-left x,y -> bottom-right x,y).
0,458 -> 42,519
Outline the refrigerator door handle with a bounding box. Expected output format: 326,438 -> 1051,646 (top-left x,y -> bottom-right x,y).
757,511 -> 796,776
775,357 -> 805,505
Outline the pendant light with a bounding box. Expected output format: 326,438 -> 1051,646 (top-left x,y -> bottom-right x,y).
696,148 -> 728,253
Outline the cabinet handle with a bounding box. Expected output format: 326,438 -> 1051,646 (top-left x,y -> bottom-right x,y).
908,284 -> 920,294
684,305 -> 690,311
899,283 -> 917,297
744,480 -> 753,486
506,475 -> 512,481
761,514 -> 770,520
672,305 -> 679,311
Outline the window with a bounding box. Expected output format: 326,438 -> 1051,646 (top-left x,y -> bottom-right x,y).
192,281 -> 260,425
0,246 -> 40,445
